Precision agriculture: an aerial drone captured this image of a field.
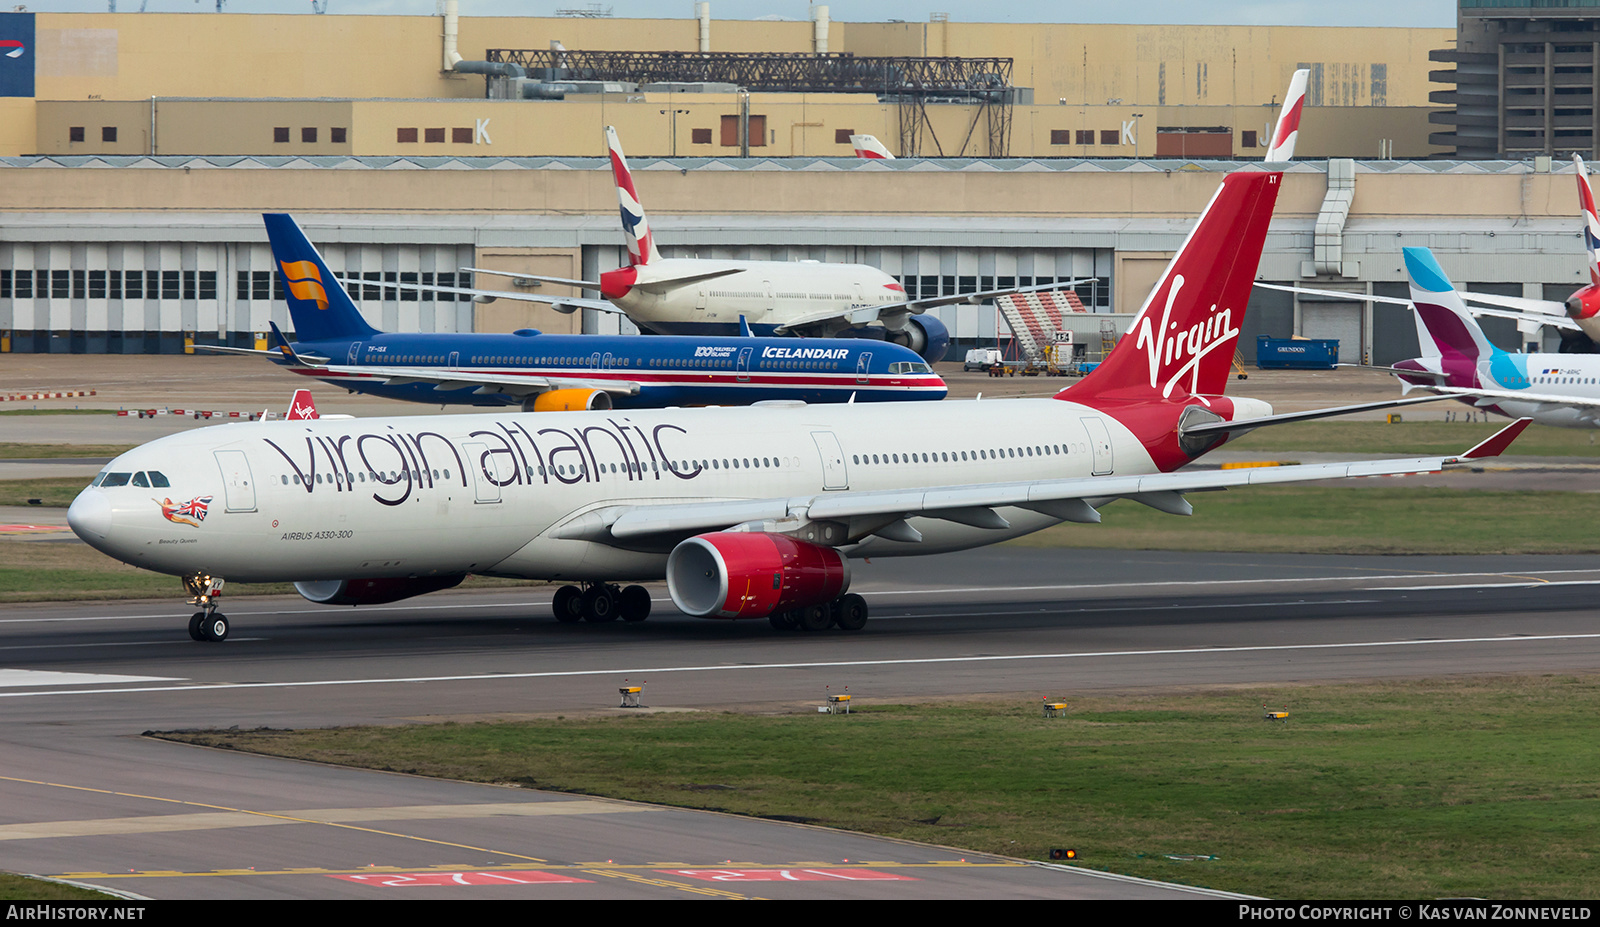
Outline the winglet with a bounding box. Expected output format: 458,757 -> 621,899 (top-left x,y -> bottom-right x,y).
738,314 -> 752,337
1454,417 -> 1533,461
1264,68 -> 1309,162
285,388 -> 319,421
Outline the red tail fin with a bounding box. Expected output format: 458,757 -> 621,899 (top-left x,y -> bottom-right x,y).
1068,172 -> 1281,402
285,388 -> 319,421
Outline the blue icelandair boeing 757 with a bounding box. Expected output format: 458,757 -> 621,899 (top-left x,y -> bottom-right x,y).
207,215 -> 946,412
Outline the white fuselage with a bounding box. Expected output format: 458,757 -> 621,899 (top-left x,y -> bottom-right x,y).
614,259 -> 907,334
72,399 -> 1168,586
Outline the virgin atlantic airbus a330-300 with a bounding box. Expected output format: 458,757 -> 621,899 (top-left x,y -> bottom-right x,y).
66,72 -> 1527,642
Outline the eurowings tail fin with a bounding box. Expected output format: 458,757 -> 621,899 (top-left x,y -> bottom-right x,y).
605,125 -> 662,266
1404,247 -> 1498,365
261,214 -> 380,343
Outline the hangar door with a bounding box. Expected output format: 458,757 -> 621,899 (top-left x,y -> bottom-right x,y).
1300,302 -> 1363,364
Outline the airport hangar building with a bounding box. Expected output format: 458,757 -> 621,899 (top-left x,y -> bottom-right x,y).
0,9 -> 1587,365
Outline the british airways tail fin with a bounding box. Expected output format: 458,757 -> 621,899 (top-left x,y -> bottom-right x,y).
1068,172 -> 1282,401
605,125 -> 662,267
1576,155 -> 1600,287
850,134 -> 895,159
1264,69 -> 1309,162
1404,247 -> 1498,364
261,213 -> 380,343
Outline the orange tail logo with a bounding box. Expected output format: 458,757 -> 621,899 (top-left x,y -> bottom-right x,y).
279,260 -> 329,311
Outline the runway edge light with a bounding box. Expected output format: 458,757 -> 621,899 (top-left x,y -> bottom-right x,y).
1049,849 -> 1078,861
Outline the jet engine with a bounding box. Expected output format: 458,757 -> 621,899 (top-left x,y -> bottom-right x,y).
527,388 -> 613,412
666,532 -> 850,619
1567,284 -> 1600,334
293,574 -> 465,606
887,314 -> 951,364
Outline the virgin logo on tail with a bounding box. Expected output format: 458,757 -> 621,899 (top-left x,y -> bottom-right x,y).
1133,275 -> 1242,398
286,389 -> 319,421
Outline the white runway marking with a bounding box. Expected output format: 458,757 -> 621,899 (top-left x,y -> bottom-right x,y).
0,669 -> 182,688
5,633 -> 1600,700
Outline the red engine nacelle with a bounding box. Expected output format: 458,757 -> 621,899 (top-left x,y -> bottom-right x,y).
667,532 -> 850,619
293,574 -> 465,606
1566,284 -> 1600,323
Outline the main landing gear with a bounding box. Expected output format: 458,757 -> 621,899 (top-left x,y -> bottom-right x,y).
768,593 -> 869,633
552,582 -> 652,624
182,572 -> 230,642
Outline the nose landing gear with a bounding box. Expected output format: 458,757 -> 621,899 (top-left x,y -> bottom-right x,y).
183,572 -> 230,642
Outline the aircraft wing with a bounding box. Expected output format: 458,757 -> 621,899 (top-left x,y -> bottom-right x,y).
1254,283 -> 1582,332
307,363 -> 641,398
460,268 -> 601,290
1457,290 -> 1568,317
551,417 -> 1530,548
1430,385 -> 1600,412
775,279 -> 1097,334
388,280 -> 620,314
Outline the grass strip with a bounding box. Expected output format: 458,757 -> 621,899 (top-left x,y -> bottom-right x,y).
0,478 -> 96,507
0,873 -> 125,901
157,676 -> 1600,899
1009,487 -> 1600,554
0,444 -> 132,460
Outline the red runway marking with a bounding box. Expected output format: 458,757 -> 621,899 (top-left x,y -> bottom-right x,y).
660,868 -> 917,883
330,870 -> 593,887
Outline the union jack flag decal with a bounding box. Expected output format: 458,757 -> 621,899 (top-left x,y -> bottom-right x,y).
157,495 -> 213,528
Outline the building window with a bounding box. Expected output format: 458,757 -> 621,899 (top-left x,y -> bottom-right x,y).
69,127 -> 84,142
274,127 -> 290,143
719,114 -> 767,147
1100,129 -> 1120,145
424,128 -> 445,143
1076,130 -> 1094,145
691,127 -> 712,145
123,271 -> 142,300
835,128 -> 854,144
1241,130 -> 1258,148
101,126 -> 117,143
452,127 -> 472,143
331,127 -> 347,144
302,127 -> 317,143
1050,129 -> 1071,145
162,270 -> 180,300
397,127 -> 418,143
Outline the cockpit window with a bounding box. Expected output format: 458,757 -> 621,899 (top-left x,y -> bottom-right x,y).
131,472 -> 149,487
147,471 -> 170,487
98,472 -> 132,487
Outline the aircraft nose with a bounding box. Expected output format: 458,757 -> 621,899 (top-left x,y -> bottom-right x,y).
67,489 -> 112,541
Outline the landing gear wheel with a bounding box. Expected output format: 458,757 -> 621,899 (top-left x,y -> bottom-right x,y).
201,613 -> 229,642
188,612 -> 207,642
833,594 -> 869,631
769,610 -> 797,631
552,585 -> 583,623
796,603 -> 833,632
581,584 -> 617,622
618,585 -> 652,622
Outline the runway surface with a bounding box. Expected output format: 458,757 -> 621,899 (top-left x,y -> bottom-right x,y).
4,548 -> 1600,900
